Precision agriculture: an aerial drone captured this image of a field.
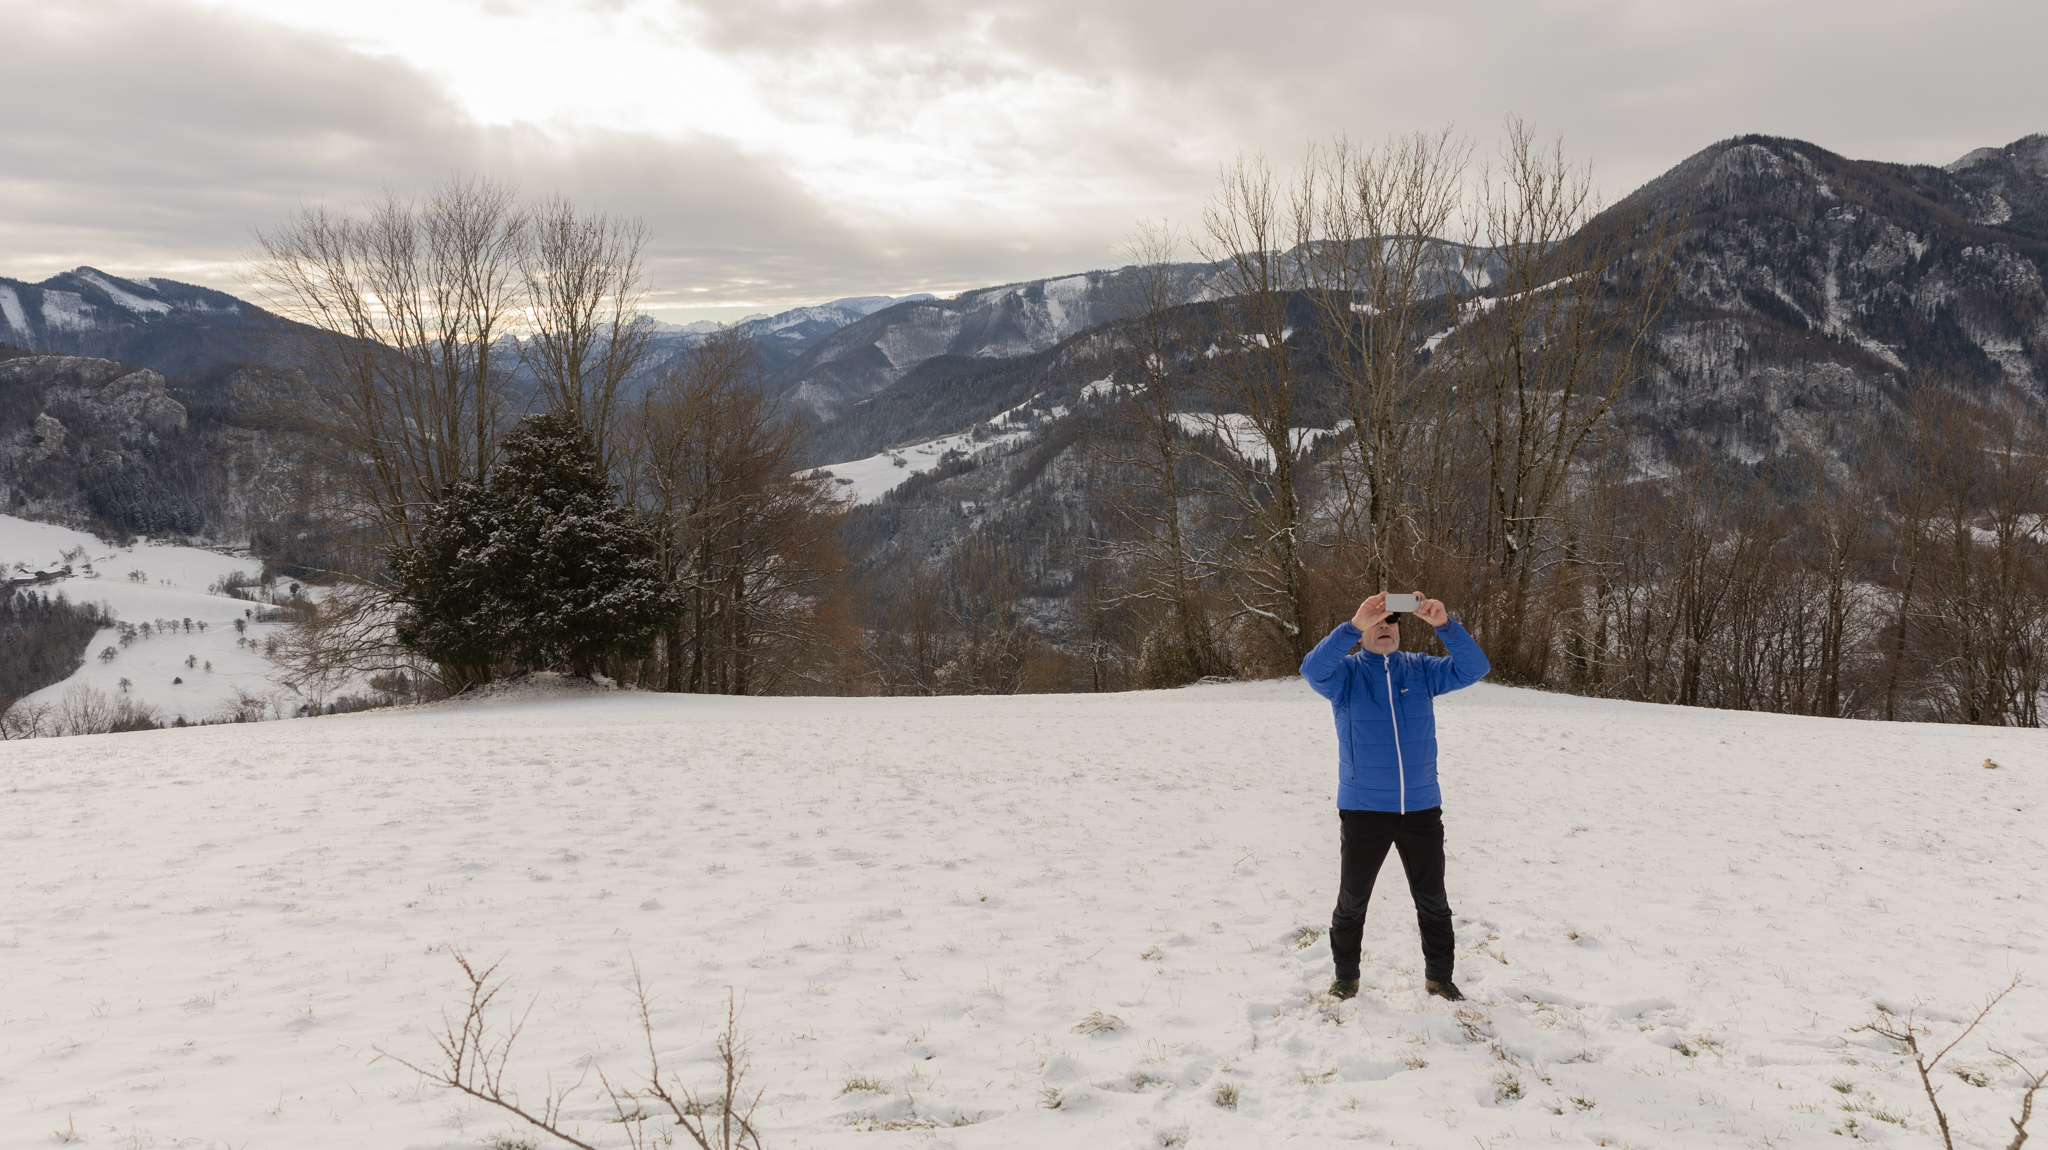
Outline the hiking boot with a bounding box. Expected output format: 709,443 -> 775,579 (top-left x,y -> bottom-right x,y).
1329,977 -> 1359,1000
1425,979 -> 1465,1002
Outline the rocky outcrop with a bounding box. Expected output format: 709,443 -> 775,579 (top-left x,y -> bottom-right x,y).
0,353 -> 216,537
3,356 -> 188,442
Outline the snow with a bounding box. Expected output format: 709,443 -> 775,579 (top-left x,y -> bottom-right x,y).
1172,413 -> 1343,465
1041,274 -> 1093,336
78,270 -> 173,315
0,515 -> 305,724
3,678 -> 2043,1148
39,289 -> 98,332
1080,375 -> 1123,402
0,285 -> 27,334
814,398 -> 1064,504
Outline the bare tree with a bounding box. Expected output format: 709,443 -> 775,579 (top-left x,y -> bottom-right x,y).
1453,119 -> 1677,679
1298,129 -> 1473,594
947,534 -> 1032,694
1788,432 -> 1880,716
252,176 -> 525,558
1086,222 -> 1228,684
632,329 -> 850,695
1187,155 -> 1318,665
520,196 -> 654,466
863,560 -> 952,696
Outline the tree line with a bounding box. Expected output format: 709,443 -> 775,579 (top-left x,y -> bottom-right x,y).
251,179 -> 860,701
1057,125 -> 2047,726
249,139 -> 2048,727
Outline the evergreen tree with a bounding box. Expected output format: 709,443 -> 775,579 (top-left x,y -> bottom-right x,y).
391,412 -> 678,684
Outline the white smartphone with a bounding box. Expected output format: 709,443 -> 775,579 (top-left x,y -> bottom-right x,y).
1384,593 -> 1421,613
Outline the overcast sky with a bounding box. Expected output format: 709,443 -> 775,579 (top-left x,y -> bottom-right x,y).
5,0 -> 2043,321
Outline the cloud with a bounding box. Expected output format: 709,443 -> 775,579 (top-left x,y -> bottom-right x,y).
4,0 -> 2045,316
0,0 -> 1125,311
680,0 -> 2048,200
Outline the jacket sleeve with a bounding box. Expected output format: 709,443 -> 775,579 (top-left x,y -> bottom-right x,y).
1300,621 -> 1360,703
1423,620 -> 1491,695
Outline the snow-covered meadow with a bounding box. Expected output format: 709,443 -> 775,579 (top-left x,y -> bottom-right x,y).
813,397 -> 1068,504
1,515 -> 310,725
3,678 -> 2044,1149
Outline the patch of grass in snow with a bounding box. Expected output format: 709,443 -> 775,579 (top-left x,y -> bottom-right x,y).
846,1116 -> 942,1131
839,1075 -> 887,1096
1072,1011 -> 1125,1035
1158,1125 -> 1190,1147
485,1138 -> 537,1150
1293,925 -> 1321,949
1492,1070 -> 1524,1103
1830,1077 -> 1854,1094
1037,1086 -> 1064,1110
1298,1067 -> 1338,1085
1954,1066 -> 1991,1087
1454,1007 -> 1492,1042
1400,1053 -> 1428,1070
1213,1081 -> 1240,1110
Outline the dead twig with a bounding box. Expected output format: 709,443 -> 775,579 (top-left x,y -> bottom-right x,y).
375,948 -> 765,1150
1854,974 -> 2023,1150
1989,1048 -> 2048,1150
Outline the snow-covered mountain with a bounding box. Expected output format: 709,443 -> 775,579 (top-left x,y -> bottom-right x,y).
775,270 -> 1191,414
1616,132 -> 2048,455
816,132 -> 2048,611
0,268 -> 289,388
646,293 -> 931,376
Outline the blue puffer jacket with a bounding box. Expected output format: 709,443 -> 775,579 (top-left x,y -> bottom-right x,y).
1300,619 -> 1491,812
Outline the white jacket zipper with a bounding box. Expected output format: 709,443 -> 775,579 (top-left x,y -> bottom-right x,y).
1385,660 -> 1406,814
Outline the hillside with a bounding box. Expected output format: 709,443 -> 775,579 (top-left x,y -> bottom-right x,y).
3,680 -> 2041,1147
0,268 -> 296,404
0,514 -> 315,725
811,132 -> 2048,628
1617,133 -> 2048,455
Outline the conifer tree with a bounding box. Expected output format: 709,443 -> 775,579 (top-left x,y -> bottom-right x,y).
391,412 -> 677,685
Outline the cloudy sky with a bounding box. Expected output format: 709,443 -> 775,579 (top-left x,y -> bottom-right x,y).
5,0 -> 2043,321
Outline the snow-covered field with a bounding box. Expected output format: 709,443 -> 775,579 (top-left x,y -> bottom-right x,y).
815,397 -> 1066,504
4,679 -> 2044,1149
1,515 -> 306,724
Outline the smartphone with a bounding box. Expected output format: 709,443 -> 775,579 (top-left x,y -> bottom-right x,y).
1384,593 -> 1420,613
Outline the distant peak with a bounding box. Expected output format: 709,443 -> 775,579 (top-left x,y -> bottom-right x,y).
1947,145 -> 2004,173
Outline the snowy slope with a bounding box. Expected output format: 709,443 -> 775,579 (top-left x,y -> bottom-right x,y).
1,514 -> 303,723
815,395 -> 1067,504
3,678 -> 2043,1148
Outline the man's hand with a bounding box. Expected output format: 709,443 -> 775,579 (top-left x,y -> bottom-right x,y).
1350,592 -> 1388,630
1353,591 -> 1451,629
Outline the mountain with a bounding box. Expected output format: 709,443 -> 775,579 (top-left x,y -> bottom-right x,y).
646,294 -> 931,377
817,132 -> 2048,620
0,269 -> 295,404
774,269 -> 1203,415
1615,133 -> 2048,451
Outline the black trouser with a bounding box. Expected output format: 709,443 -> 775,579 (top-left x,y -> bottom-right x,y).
1330,806 -> 1454,982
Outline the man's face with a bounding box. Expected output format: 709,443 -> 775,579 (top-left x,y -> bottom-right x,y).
1363,617 -> 1401,655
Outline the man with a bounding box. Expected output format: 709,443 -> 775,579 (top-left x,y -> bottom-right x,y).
1300,590 -> 1490,1002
